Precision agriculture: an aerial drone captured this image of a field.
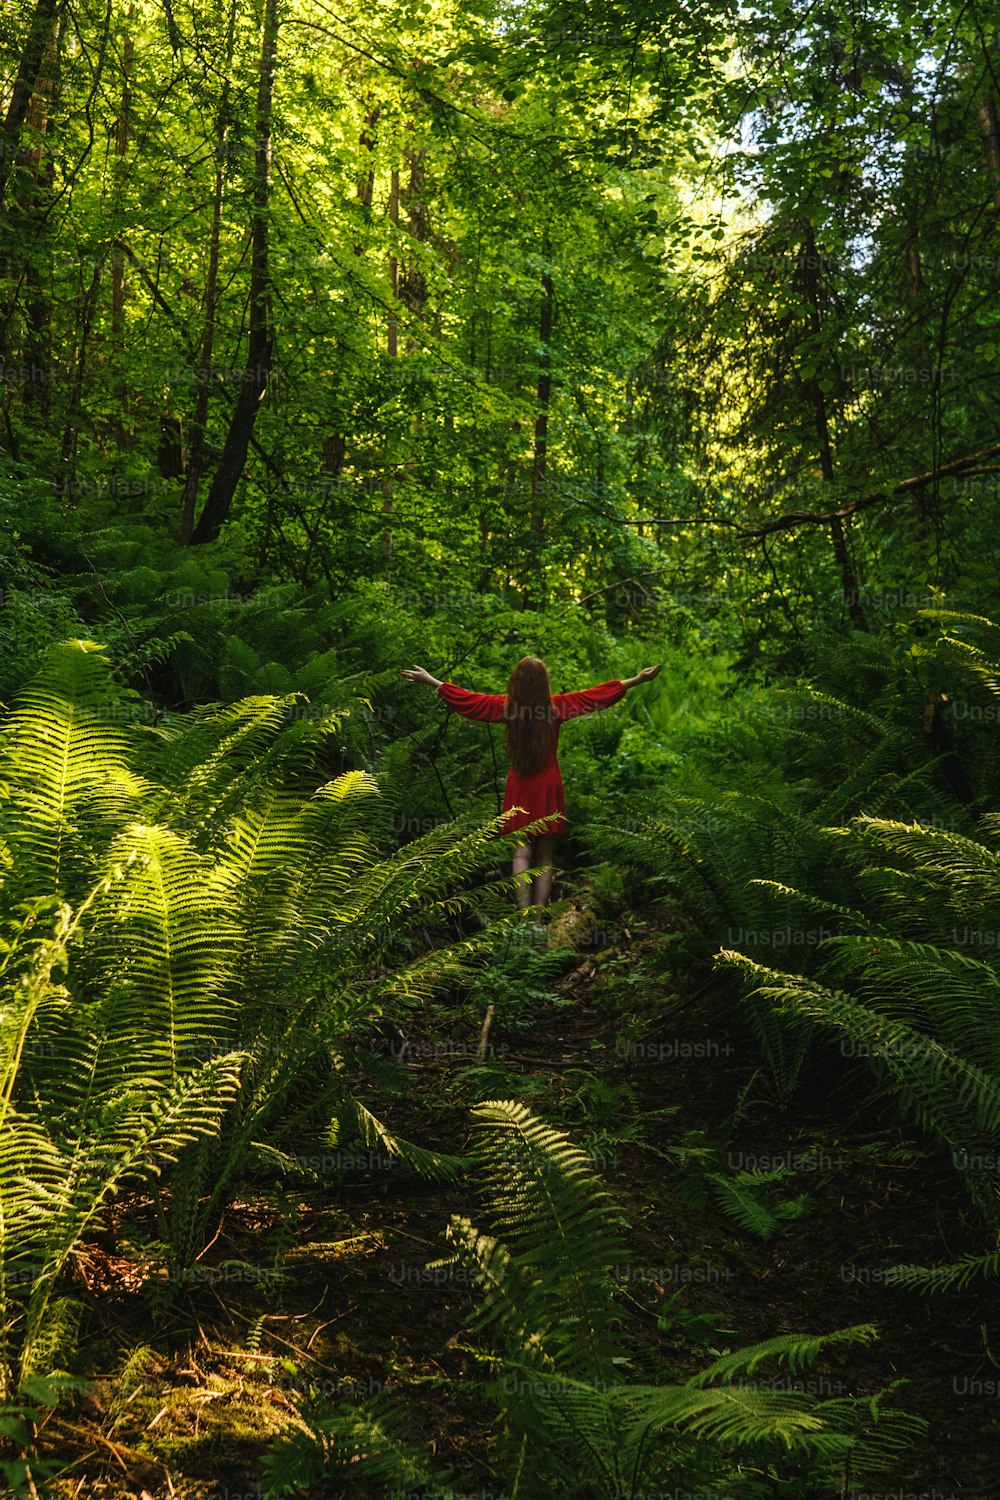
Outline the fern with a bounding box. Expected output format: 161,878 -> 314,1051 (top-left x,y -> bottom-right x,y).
0,640 -> 148,897
688,1325 -> 877,1384
720,953 -> 1000,1174
0,640 -> 516,1393
882,1247 -> 1000,1294
263,1397 -> 437,1497
705,1169 -> 811,1240
325,1088 -> 467,1182
717,801 -> 1000,1230
268,1103 -> 924,1497
89,823 -> 242,1083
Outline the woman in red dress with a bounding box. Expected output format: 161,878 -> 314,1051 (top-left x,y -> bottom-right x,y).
400,656 -> 661,908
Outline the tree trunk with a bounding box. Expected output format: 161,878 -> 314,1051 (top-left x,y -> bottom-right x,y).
524,241 -> 553,608
400,147 -> 427,319
191,0 -> 278,545
357,107 -> 378,209
59,256 -> 104,471
110,12 -> 134,447
530,248 -> 553,538
800,224 -> 867,629
906,241 -> 922,298
386,167 -> 400,357
0,0 -> 62,208
14,13 -> 60,415
385,145 -> 431,560
180,0 -> 238,543
923,692 -> 977,812
379,167 -> 400,555
352,105 -> 378,260
978,97 -> 1000,215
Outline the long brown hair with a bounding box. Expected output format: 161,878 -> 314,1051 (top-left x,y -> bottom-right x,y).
504,657 -> 555,775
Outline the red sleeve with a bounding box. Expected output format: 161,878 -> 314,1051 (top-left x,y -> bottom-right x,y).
552,680 -> 627,722
437,681 -> 506,722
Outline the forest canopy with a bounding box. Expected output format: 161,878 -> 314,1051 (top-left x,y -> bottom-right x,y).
2,0 -> 997,648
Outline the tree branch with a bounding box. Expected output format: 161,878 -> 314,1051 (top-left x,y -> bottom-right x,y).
626,440 -> 1000,539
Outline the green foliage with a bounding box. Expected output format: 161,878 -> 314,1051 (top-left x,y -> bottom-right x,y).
583,615 -> 1000,1106
0,638 -> 514,1400
695,616 -> 1000,1259
463,933 -> 576,1035
0,638 -> 149,894
0,1372 -> 87,1496
263,1396 -> 439,1498
665,1130 -> 813,1240
266,1101 -> 924,1497
882,1247 -> 1000,1296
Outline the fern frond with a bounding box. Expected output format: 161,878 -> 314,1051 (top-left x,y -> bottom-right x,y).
613,1379 -> 844,1452
748,877 -> 882,936
468,1099 -> 627,1383
882,1247 -> 1000,1294
436,1216 -> 526,1340
328,1089 -> 467,1182
849,817 -> 1000,905
781,689 -> 890,742
148,695 -> 348,847
0,641 -> 147,894
704,1171 -> 806,1240
814,1390 -> 929,1478
18,1297 -> 82,1383
689,1325 -> 877,1385
471,1099 -> 626,1268
820,934 -> 1000,1079
262,1396 -> 433,1497
91,823 -> 241,1081
720,952 -> 1000,1163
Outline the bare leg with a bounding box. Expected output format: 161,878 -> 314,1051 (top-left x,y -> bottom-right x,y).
512,840 -> 533,909
532,834 -> 557,907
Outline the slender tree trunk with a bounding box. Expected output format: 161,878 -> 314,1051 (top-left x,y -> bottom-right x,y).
379,167 -> 400,555
524,240 -> 553,608
386,167 -> 400,357
400,146 -> 427,319
191,0 -> 278,545
923,692 -> 977,812
978,97 -> 1000,215
800,225 -> 867,629
110,12 -> 134,447
530,243 -> 553,537
352,104 -> 378,262
16,14 -> 60,415
906,241 -> 922,298
0,0 -> 62,207
379,141 -> 433,570
904,237 -> 930,532
59,257 -> 104,470
357,107 -> 378,209
180,0 -> 237,543
110,34 -> 132,344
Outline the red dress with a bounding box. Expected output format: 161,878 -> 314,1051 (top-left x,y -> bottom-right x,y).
437,679 -> 627,836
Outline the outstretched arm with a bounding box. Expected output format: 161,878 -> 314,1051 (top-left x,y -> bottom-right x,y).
553,665 -> 661,721
401,666 -> 504,721
554,680 -> 627,720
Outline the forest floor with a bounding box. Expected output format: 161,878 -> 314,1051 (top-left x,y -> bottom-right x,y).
36,884 -> 1000,1500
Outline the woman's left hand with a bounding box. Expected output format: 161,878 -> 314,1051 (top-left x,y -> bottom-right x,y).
400,665 -> 440,686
